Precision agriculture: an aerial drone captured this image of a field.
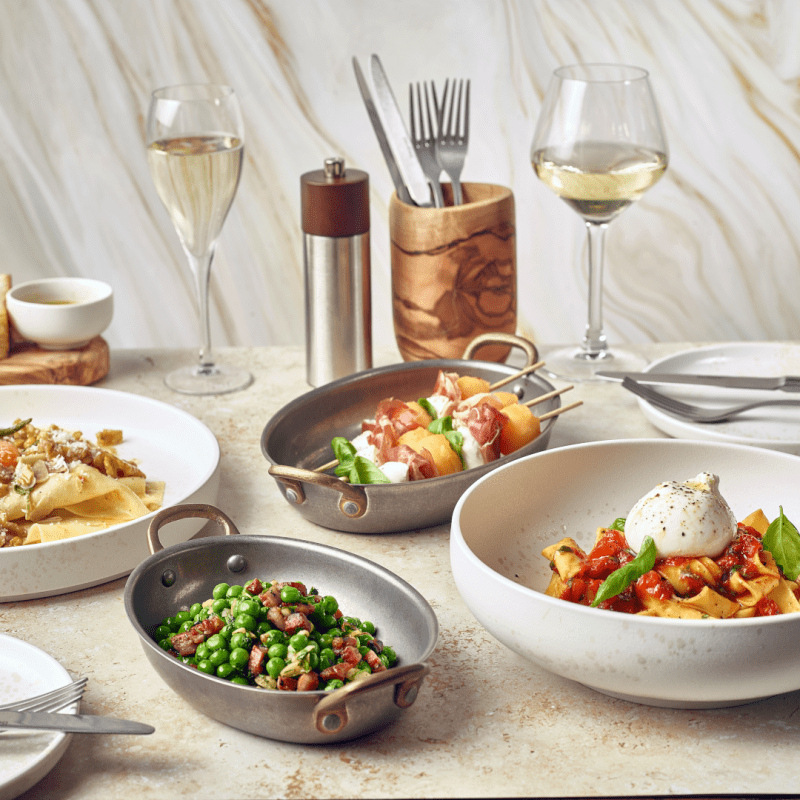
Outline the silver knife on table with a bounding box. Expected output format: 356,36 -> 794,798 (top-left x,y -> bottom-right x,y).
369,54 -> 433,207
352,56 -> 412,205
0,709 -> 155,734
596,371 -> 800,392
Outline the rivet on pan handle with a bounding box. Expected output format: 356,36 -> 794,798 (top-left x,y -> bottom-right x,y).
311,662 -> 430,736
146,503 -> 240,554
268,465 -> 369,518
462,333 -> 538,368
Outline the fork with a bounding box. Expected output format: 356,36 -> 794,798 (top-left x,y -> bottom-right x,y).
433,78 -> 470,205
0,677 -> 87,714
622,377 -> 800,423
408,82 -> 444,208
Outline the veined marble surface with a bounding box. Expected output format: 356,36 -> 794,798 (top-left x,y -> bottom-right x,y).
3,0 -> 800,357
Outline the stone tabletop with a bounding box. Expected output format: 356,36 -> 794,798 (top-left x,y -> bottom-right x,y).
5,343 -> 800,799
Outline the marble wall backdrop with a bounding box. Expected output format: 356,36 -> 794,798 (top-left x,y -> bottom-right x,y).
2,0 -> 800,355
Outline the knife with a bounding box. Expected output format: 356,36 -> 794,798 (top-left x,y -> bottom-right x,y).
369,54 -> 433,207
0,709 -> 155,734
596,371 -> 800,392
352,57 -> 412,205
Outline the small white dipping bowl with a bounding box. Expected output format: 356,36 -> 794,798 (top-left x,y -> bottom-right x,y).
7,277 -> 113,350
450,439 -> 800,709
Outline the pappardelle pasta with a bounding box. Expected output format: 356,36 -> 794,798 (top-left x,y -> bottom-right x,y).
542,473 -> 800,618
0,418 -> 165,547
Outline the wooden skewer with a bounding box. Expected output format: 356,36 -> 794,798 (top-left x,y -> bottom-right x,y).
488,361 -> 545,391
524,384 -> 573,408
538,399 -> 583,421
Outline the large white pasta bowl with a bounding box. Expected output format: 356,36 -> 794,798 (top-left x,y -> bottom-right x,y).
450,439 -> 800,709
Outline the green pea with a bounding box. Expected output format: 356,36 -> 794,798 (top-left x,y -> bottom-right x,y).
226,585 -> 244,599
233,613 -> 257,632
166,617 -> 182,633
211,598 -> 230,614
212,583 -> 230,600
324,679 -> 344,691
236,599 -> 260,617
229,647 -> 250,670
193,610 -> 208,624
257,606 -> 271,621
209,648 -> 230,667
206,634 -> 226,652
319,648 -> 335,669
307,652 -> 319,671
319,614 -> 337,630
195,643 -> 211,661
322,595 -> 339,615
361,620 -> 376,635
382,646 -> 397,665
229,632 -> 250,651
262,629 -> 285,647
154,624 -> 171,640
178,620 -> 193,633
380,653 -> 390,668
256,622 -> 271,636
318,632 -> 335,648
267,643 -> 288,660
216,662 -> 236,679
357,634 -> 372,646
280,585 -> 302,604
174,610 -> 192,625
196,659 -> 215,675
266,657 -> 285,679
189,602 -> 203,617
289,632 -> 309,651
158,638 -> 172,651
230,676 -> 249,686
358,645 -> 369,657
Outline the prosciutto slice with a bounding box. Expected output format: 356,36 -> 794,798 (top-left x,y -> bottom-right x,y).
361,399 -> 423,449
377,443 -> 439,481
462,403 -> 507,463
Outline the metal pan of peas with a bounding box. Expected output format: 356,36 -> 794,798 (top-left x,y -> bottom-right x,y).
124,504 -> 438,744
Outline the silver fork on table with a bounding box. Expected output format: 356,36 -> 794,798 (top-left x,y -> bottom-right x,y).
408,81 -> 444,208
622,377 -> 800,423
0,677 -> 87,714
434,78 -> 470,205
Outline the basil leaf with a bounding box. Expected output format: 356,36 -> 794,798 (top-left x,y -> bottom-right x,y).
443,430 -> 464,466
348,456 -> 391,485
417,398 -> 437,420
427,415 -> 454,435
332,437 -> 357,478
763,507 -> 800,581
590,535 -> 657,607
0,418 -> 31,438
610,518 -> 626,532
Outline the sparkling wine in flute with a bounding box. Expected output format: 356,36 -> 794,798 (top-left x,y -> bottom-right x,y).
532,142 -> 667,224
147,134 -> 243,257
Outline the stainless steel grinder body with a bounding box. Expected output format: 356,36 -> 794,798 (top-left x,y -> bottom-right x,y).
301,158 -> 372,387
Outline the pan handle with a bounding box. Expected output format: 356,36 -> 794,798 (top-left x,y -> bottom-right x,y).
462,332 -> 538,367
268,465 -> 369,519
311,662 -> 430,736
146,503 -> 240,555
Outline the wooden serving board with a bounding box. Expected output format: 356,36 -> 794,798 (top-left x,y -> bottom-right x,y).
0,337 -> 109,386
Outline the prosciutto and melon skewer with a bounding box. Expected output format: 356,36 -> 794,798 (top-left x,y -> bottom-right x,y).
317,367 -> 581,484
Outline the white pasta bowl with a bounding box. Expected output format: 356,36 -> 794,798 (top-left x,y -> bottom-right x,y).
6,277 -> 113,349
450,439 -> 800,709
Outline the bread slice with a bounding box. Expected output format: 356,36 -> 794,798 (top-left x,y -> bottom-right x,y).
0,274 -> 10,359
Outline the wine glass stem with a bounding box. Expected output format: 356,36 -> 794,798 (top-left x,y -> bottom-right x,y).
185,247 -> 216,371
582,221 -> 609,357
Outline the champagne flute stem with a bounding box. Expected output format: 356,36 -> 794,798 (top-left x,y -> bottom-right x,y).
581,221 -> 609,358
185,247 -> 216,372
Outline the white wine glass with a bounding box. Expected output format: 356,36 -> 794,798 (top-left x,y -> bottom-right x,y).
531,64 -> 668,381
146,83 -> 252,395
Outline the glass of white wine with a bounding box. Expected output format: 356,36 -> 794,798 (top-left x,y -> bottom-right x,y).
146,83 -> 252,395
531,64 -> 668,381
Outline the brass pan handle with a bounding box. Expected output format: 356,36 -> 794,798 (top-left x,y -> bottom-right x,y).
462,332 -> 538,368
311,662 -> 430,736
147,503 -> 240,554
268,465 -> 369,519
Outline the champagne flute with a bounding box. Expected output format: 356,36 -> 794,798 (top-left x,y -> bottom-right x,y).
146,83 -> 252,395
531,64 -> 668,381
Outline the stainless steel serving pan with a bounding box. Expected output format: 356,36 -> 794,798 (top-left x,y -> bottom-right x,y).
262,334 -> 560,533
124,504 -> 438,744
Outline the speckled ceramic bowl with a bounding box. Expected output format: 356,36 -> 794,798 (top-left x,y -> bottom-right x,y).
450,439 -> 800,709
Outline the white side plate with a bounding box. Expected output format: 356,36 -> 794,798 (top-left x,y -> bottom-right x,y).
0,634 -> 77,800
636,342 -> 800,454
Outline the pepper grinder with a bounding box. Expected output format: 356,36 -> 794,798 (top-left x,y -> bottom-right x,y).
301,157 -> 372,387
